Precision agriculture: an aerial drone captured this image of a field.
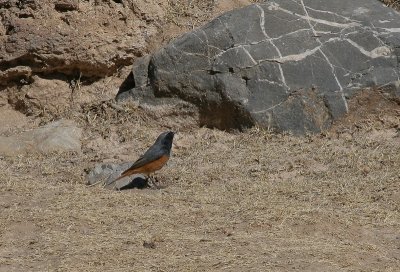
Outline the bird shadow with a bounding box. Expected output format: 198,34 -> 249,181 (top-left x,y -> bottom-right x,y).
118,176 -> 150,190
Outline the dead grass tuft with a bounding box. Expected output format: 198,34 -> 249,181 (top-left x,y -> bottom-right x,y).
381,0 -> 400,10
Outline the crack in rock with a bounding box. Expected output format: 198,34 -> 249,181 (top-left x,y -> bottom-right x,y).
119,0 -> 400,135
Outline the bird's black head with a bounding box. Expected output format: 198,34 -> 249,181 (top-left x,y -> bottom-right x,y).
156,131 -> 175,153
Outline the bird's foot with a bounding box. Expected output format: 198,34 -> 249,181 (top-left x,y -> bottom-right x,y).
146,175 -> 155,188
147,175 -> 162,189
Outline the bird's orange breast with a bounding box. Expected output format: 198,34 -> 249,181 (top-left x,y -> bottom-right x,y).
130,155 -> 170,175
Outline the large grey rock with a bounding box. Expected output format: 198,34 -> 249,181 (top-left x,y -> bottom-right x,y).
117,0 -> 400,135
0,119 -> 82,156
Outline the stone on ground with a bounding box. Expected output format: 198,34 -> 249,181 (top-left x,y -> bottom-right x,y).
0,119 -> 82,156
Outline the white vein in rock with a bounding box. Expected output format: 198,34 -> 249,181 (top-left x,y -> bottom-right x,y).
304,6 -> 362,24
269,1 -> 361,29
345,39 -> 392,58
251,100 -> 286,114
257,78 -> 285,87
200,30 -> 212,65
381,27 -> 400,33
255,4 -> 290,91
241,46 -> 258,65
299,0 -> 348,111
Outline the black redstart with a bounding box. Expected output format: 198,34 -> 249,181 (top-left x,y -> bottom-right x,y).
109,131 -> 175,185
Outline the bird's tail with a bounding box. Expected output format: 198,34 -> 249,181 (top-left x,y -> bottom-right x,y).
107,168 -> 138,186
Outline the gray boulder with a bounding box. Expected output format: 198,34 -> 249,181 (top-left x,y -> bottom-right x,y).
117,0 -> 400,135
0,119 -> 82,156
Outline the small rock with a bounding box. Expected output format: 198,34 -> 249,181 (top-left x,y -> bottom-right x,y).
0,119 -> 82,156
87,162 -> 149,190
143,240 -> 156,249
86,162 -> 131,186
54,0 -> 79,12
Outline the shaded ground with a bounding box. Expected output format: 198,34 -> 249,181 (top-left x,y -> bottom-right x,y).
0,85 -> 399,271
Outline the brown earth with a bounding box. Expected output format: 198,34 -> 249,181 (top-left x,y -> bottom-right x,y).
0,0 -> 257,85
1,1 -> 400,271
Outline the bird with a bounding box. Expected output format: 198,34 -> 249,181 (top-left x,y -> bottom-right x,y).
108,131 -> 175,186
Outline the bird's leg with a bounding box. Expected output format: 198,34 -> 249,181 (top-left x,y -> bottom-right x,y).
147,175 -> 162,189
146,175 -> 155,188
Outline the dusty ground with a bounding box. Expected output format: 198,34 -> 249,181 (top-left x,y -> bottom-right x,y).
0,82 -> 399,271
0,0 -> 400,271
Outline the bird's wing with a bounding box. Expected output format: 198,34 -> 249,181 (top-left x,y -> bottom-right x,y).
107,147 -> 165,185
122,145 -> 164,173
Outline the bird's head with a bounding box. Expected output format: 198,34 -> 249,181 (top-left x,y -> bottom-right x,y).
157,131 -> 175,151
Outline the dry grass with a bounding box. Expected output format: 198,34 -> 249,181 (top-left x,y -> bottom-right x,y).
1,87 -> 399,271
381,0 -> 400,10
164,0 -> 264,29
